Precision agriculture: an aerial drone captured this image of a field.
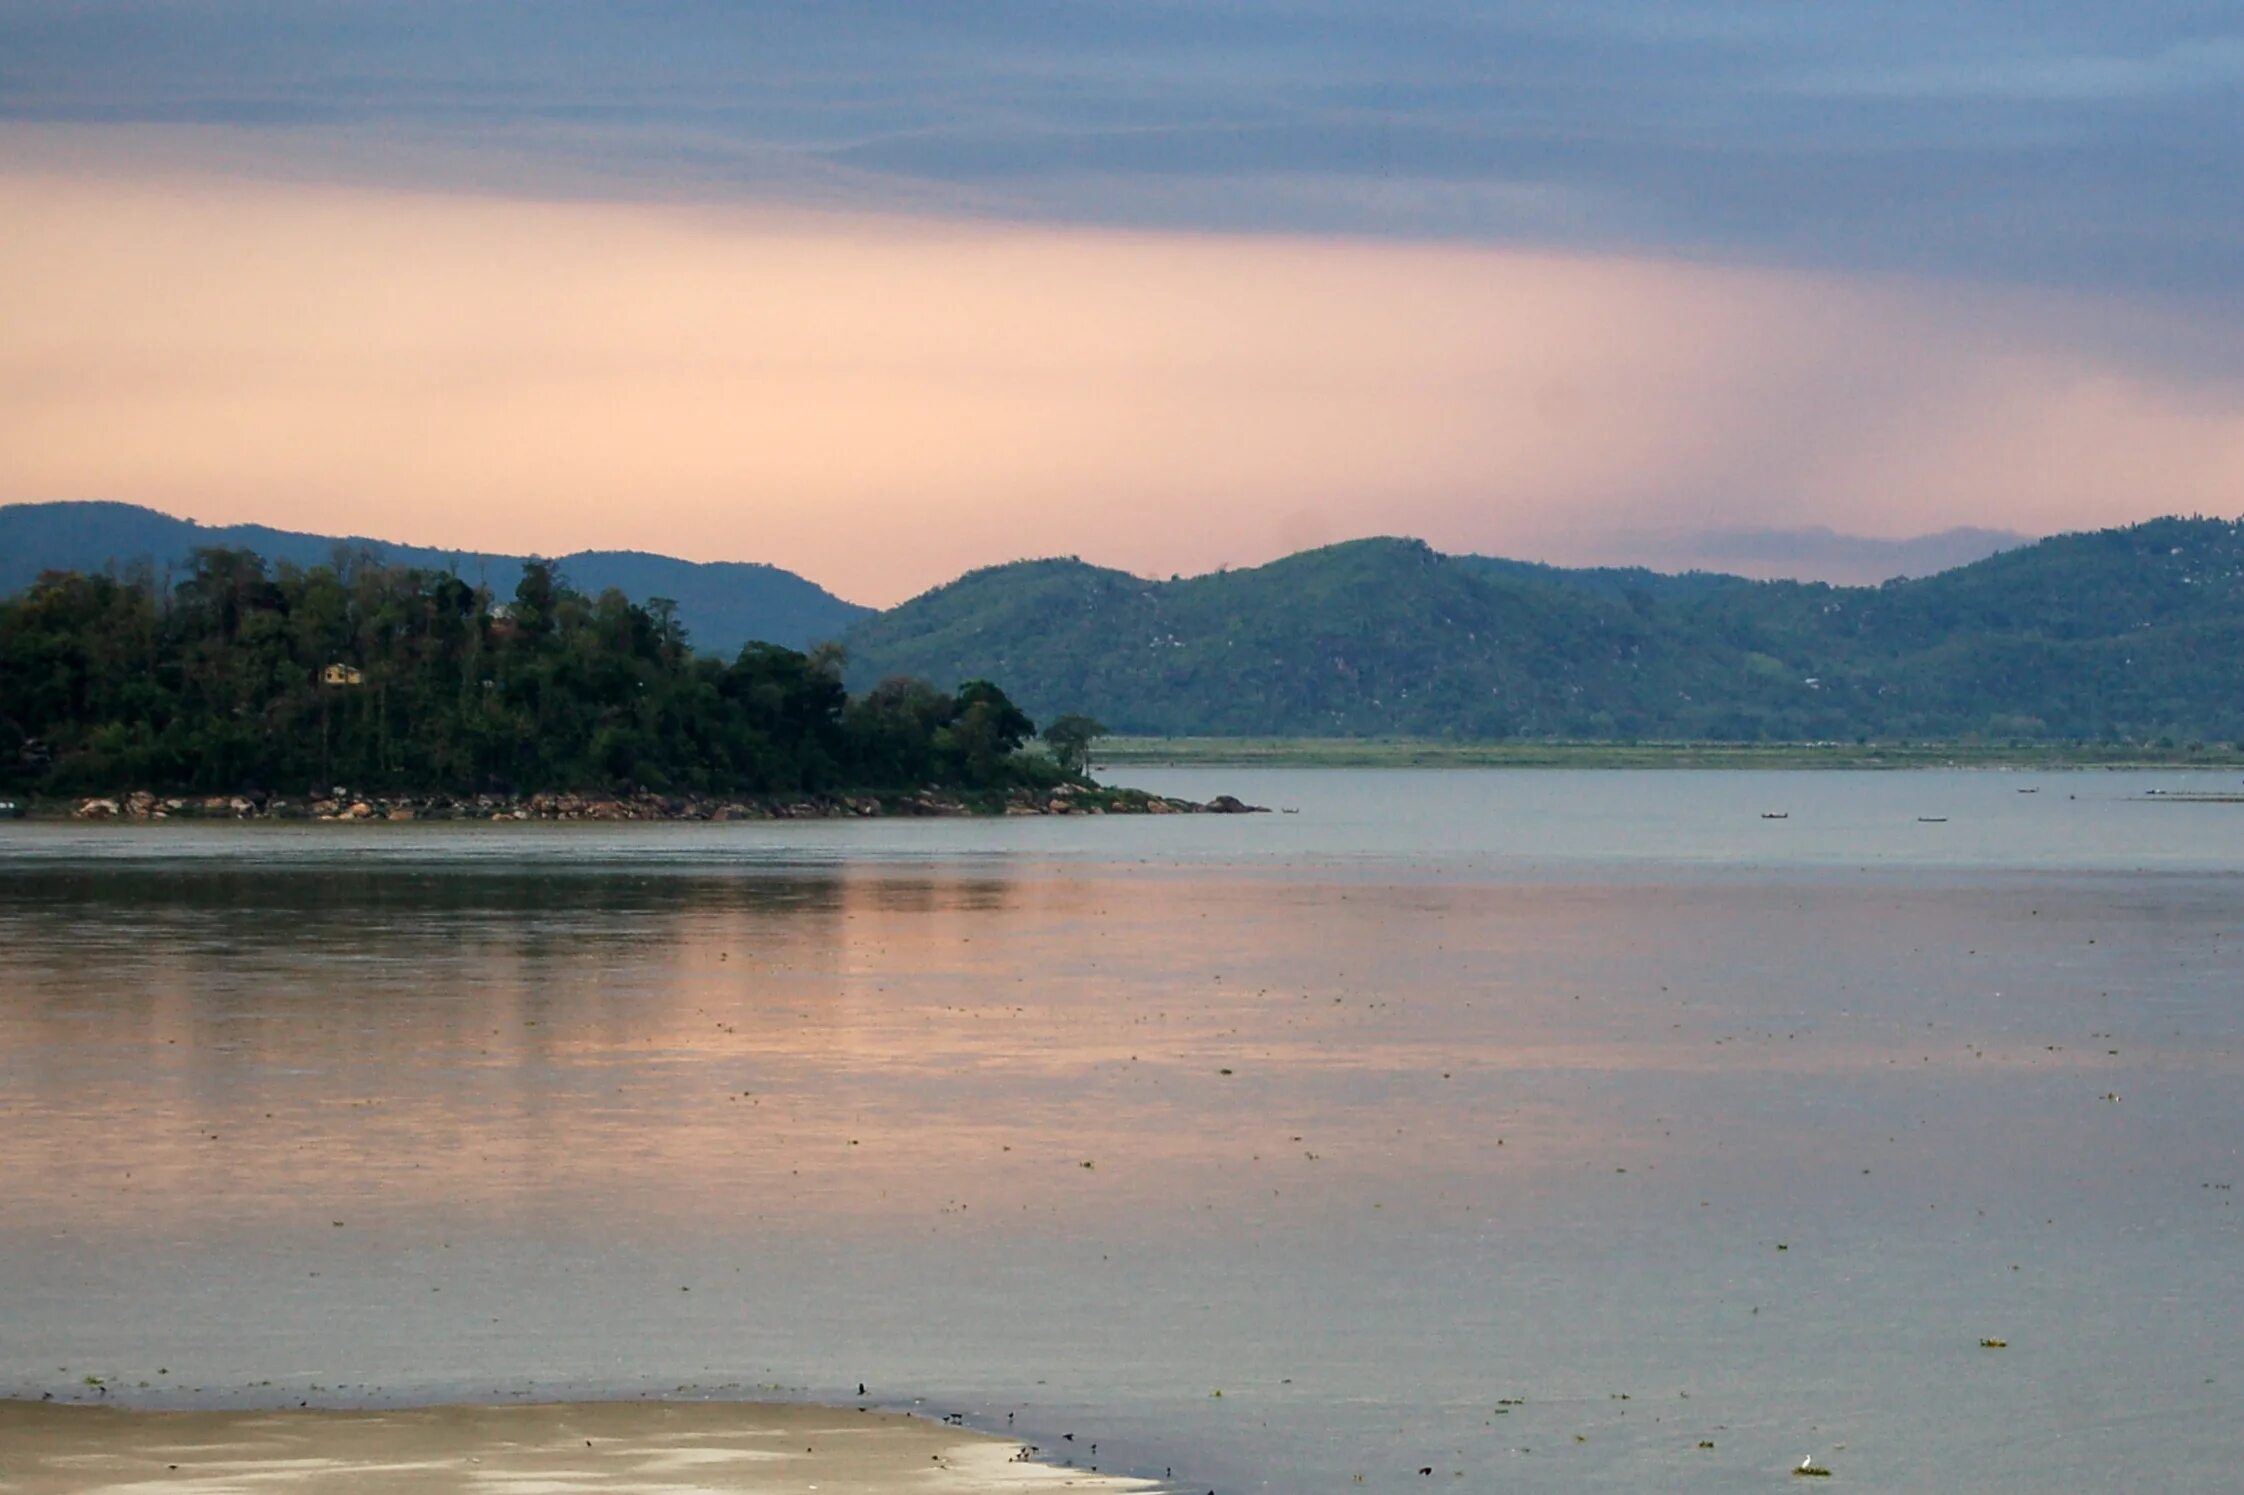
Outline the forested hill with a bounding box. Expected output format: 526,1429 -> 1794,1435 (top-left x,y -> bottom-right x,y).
19,501 -> 2244,743
0,548 -> 1053,798
843,517 -> 2244,743
0,501 -> 870,655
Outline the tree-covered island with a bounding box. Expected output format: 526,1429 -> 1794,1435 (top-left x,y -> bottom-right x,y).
0,547 -> 1240,820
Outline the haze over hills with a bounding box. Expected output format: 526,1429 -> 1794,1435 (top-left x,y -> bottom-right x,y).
1650,525 -> 2028,584
0,501 -> 870,655
842,518 -> 2244,744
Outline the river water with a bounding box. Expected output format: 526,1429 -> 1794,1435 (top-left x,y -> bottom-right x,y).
3,768 -> 2241,1492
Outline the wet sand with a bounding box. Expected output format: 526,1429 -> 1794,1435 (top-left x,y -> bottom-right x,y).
0,1400 -> 1158,1494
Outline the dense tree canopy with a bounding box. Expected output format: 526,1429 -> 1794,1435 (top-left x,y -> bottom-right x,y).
0,548 -> 1057,797
845,518 -> 2244,744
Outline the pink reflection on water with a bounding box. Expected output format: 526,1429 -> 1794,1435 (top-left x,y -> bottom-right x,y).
0,866 -> 2225,1243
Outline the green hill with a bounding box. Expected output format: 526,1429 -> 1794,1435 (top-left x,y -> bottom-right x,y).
0,501 -> 869,655
0,547 -> 1053,799
845,518 -> 2244,743
20,501 -> 2242,743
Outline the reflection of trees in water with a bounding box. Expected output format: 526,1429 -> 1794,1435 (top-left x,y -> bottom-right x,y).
0,866 -> 1030,1059
0,865 -> 1021,954
0,864 -> 1049,1227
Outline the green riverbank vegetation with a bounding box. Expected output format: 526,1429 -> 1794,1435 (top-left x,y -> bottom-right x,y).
1094,737 -> 2244,770
0,548 -> 1072,800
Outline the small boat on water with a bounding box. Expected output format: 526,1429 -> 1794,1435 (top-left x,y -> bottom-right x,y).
1918,816 -> 1948,823
1761,812 -> 1789,820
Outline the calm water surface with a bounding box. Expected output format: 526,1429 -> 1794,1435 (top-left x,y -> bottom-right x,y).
3,769 -> 2241,1492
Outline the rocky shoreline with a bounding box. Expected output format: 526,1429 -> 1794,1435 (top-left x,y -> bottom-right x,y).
58,783 -> 1267,823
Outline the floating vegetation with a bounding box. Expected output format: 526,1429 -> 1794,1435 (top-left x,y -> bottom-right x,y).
1795,1455 -> 1833,1477
1980,1338 -> 2008,1349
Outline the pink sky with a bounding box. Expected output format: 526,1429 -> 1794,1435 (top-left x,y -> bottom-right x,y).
4,154 -> 2242,605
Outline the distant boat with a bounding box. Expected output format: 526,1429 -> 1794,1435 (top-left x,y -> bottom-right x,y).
2018,787 -> 2038,794
1918,816 -> 1948,823
1761,812 -> 1789,820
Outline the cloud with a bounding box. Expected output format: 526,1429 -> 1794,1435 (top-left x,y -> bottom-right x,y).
0,3 -> 2240,296
1,165 -> 2240,604
1799,37 -> 2244,104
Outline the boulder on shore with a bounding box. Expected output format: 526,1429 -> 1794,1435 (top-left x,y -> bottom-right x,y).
44,782 -> 1254,821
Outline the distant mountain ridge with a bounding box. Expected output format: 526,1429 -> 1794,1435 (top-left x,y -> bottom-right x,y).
1658,524 -> 2027,583
15,500 -> 2243,743
842,517 -> 2244,743
0,501 -> 870,655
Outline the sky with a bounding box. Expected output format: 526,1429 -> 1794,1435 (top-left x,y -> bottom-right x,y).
3,2 -> 2242,604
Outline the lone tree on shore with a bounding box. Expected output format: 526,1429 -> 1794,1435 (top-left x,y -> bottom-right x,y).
1042,713 -> 1108,777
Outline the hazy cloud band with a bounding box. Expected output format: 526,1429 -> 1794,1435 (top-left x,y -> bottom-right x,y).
5,159 -> 2240,603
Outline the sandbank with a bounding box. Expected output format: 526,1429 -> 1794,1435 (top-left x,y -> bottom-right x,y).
0,1399 -> 1161,1494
